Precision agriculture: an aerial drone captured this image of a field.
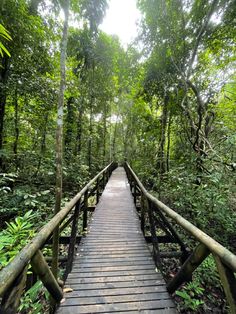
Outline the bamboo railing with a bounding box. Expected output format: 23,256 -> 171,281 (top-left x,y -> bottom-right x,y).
0,162 -> 117,313
124,162 -> 236,313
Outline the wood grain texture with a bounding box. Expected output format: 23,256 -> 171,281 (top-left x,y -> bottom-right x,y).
57,167 -> 176,314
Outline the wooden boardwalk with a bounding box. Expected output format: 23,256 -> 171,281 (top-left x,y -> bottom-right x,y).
57,167 -> 176,313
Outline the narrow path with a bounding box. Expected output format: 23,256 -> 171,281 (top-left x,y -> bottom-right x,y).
57,167 -> 176,313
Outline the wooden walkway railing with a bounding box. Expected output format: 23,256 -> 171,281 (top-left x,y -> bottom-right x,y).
57,167 -> 176,313
0,161 -> 236,313
0,162 -> 117,313
124,162 -> 236,313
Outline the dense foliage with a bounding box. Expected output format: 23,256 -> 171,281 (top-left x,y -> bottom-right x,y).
0,0 -> 235,312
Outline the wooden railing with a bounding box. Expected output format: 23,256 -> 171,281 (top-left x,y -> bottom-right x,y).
0,162 -> 117,313
124,162 -> 236,313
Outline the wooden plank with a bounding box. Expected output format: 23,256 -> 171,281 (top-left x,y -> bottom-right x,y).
88,227 -> 140,231
115,310 -> 176,314
78,248 -> 149,254
77,253 -> 151,259
81,241 -> 146,246
66,279 -> 166,290
80,243 -> 148,249
61,292 -> 171,306
81,241 -> 147,249
67,274 -> 163,284
86,232 -> 143,236
75,258 -> 154,264
70,265 -> 155,272
74,260 -> 154,267
84,237 -> 144,241
68,269 -> 158,278
63,285 -> 168,297
57,300 -> 175,313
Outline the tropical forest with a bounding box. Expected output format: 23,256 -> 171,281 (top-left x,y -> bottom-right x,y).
0,0 -> 236,313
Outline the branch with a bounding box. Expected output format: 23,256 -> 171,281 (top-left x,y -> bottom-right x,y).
187,0 -> 219,78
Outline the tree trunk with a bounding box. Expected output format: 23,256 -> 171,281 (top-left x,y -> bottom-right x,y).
52,0 -> 70,281
88,101 -> 93,173
41,111 -> 49,155
0,57 -> 9,170
102,103 -> 107,165
112,118 -> 118,161
33,110 -> 49,177
64,96 -> 74,159
13,90 -> 19,169
166,114 -> 172,173
76,105 -> 83,155
157,94 -> 169,176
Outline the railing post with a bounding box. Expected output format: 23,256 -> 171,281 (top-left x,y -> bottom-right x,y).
167,243 -> 210,294
130,177 -> 133,192
154,208 -> 189,263
1,265 -> 28,314
147,200 -> 162,269
96,178 -> 100,203
83,190 -> 88,231
140,193 -> 145,235
102,172 -> 105,189
106,169 -> 109,184
64,200 -> 81,278
31,250 -> 63,302
134,183 -> 137,206
214,255 -> 236,314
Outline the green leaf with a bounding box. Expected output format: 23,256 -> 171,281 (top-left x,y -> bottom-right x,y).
0,42 -> 11,57
176,290 -> 191,300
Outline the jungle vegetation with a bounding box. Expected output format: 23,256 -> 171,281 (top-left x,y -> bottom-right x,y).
0,0 -> 235,312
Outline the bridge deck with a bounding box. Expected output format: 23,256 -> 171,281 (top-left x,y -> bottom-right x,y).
57,167 -> 176,313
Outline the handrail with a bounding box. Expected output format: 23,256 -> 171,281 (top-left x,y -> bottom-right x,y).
125,162 -> 236,272
124,162 -> 236,313
0,162 -> 116,301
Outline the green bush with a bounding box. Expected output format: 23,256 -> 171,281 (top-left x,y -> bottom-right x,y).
0,210 -> 36,270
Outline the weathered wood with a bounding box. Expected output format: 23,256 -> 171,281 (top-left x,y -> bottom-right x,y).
31,250 -> 63,302
1,266 -> 28,314
76,256 -> 153,264
57,300 -> 175,313
46,256 -> 67,262
65,285 -> 168,297
96,178 -> 100,203
83,190 -> 88,231
159,251 -> 183,258
147,200 -> 162,269
60,292 -> 171,305
64,200 -> 81,279
0,162 -> 115,297
102,171 -> 105,189
140,193 -> 145,234
59,215 -> 74,233
125,162 -> 236,272
67,275 -> 163,285
167,243 -> 210,294
74,260 -> 154,267
145,235 -> 178,243
66,279 -> 166,290
46,235 -> 81,245
153,208 -> 188,257
133,183 -> 137,205
76,266 -> 153,276
214,255 -> 236,314
57,167 -> 175,313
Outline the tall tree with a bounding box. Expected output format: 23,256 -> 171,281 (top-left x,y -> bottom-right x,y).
52,0 -> 70,279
